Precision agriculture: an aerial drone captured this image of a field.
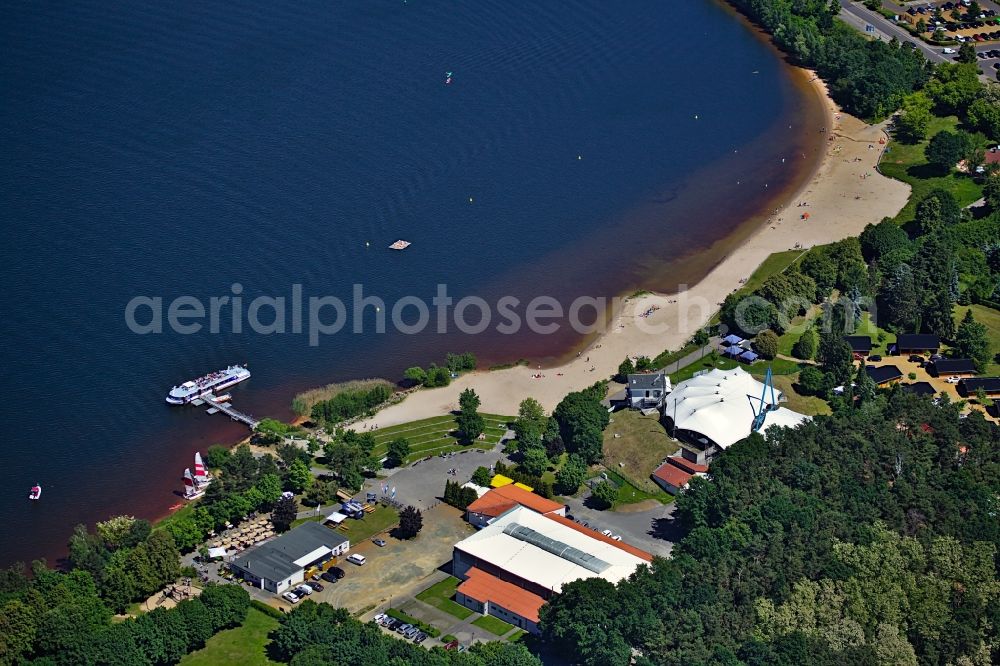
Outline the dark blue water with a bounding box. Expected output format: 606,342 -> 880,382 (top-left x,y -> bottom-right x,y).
0,0 -> 822,565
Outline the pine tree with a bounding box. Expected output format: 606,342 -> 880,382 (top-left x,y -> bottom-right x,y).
396,506 -> 423,539
955,309 -> 992,371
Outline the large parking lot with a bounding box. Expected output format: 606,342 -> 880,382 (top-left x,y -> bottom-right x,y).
284,504 -> 475,614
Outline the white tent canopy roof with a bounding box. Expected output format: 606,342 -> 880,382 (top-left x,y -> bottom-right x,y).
663,367 -> 810,449
324,512 -> 347,524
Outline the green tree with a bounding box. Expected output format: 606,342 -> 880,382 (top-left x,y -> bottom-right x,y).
591,480 -> 618,509
0,599 -> 38,665
204,444 -> 230,470
471,466 -> 492,487
513,397 -> 547,452
395,506 -> 422,539
792,328 -> 818,361
983,173 -> 1000,211
198,583 -> 250,631
555,455 -> 587,495
385,437 -> 410,468
967,97 -> 1000,140
860,220 -> 910,262
403,366 -> 426,385
818,331 -> 854,386
754,330 -> 779,360
539,578 -> 628,665
271,495 -> 297,533
285,458 -> 313,493
925,130 -> 970,172
423,364 -> 451,387
617,357 -> 635,382
164,517 -> 204,553
521,447 -> 549,478
895,92 -> 933,142
303,480 -> 334,507
456,388 -> 485,444
957,42 -> 977,65
553,386 -> 610,464
954,309 -> 992,371
254,473 -> 283,509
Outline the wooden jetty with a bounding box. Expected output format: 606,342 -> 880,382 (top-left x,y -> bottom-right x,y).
202,395 -> 259,429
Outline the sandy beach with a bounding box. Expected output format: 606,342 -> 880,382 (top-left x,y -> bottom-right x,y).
354,72 -> 911,428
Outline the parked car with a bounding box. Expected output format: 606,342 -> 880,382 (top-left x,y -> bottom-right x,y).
444,640 -> 460,651
328,566 -> 346,579
386,619 -> 401,630
347,554 -> 367,565
611,535 -> 623,541
868,354 -> 882,362
373,613 -> 387,624
396,623 -> 412,634
908,355 -> 924,363
281,591 -> 300,604
306,581 -> 324,592
321,570 -> 340,583
404,626 -> 421,639
946,376 -> 961,384
294,585 -> 313,596
414,632 -> 428,644
600,529 -> 613,537
372,538 -> 387,547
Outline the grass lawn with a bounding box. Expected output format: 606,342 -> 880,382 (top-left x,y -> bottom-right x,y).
855,312 -> 896,356
507,628 -> 527,643
881,115 -> 983,226
603,411 -> 678,494
769,374 -> 832,416
369,414 -> 512,464
954,304 -> 1000,375
471,614 -> 515,636
336,505 -> 398,543
669,354 -> 805,385
603,469 -> 674,506
179,607 -> 279,666
777,306 -> 823,357
415,576 -> 474,620
708,250 -> 809,326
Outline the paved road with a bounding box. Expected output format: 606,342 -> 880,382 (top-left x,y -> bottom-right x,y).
838,0 -> 996,76
562,492 -> 678,559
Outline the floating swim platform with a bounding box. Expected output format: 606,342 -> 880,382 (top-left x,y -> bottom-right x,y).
389,240 -> 411,250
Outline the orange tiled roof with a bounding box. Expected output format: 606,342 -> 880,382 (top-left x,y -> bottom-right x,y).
466,484 -> 564,518
456,567 -> 546,623
544,513 -> 654,563
667,456 -> 708,474
653,462 -> 694,490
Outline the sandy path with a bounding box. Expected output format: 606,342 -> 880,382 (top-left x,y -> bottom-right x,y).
354,74 -> 911,428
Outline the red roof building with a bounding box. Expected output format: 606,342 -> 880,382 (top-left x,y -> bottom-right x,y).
455,567 -> 546,630
466,484 -> 566,527
651,456 -> 709,495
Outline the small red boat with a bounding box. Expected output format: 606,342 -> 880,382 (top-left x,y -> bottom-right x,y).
29,484 -> 41,501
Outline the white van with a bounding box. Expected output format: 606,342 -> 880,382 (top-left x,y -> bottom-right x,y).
347,553 -> 366,566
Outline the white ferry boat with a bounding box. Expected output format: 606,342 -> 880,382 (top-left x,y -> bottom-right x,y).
166,364 -> 250,404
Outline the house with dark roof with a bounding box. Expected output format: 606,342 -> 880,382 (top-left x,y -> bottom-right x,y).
958,377 -> 1000,398
902,382 -> 936,397
893,334 -> 940,355
625,371 -> 670,410
866,364 -> 903,386
230,521 -> 349,594
844,335 -> 873,357
928,358 -> 978,377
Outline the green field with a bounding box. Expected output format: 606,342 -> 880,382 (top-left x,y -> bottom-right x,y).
415,576 -> 474,620
954,304 -> 1000,375
471,614 -> 515,636
603,469 -> 674,506
603,411 -> 678,495
369,414 -> 512,464
507,628 -> 527,643
708,249 -> 809,326
855,311 -> 896,356
881,115 -> 983,226
291,505 -> 398,543
770,374 -> 832,416
668,354 -> 805,386
179,607 -> 279,666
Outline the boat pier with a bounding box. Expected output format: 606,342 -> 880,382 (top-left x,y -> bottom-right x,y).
193,395 -> 260,429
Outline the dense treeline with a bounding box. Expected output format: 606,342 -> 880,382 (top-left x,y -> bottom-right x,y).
0,559 -> 250,666
267,600 -> 540,665
727,0 -> 930,118
539,393 -> 1000,665
310,383 -> 393,424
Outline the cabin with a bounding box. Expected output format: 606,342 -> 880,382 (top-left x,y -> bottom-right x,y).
902,382 -> 936,397
928,358 -> 978,378
892,334 -> 940,355
957,377 -> 1000,398
866,364 -> 903,386
844,335 -> 873,360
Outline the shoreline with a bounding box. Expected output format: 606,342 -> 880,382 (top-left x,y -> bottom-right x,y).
348,70 -> 910,428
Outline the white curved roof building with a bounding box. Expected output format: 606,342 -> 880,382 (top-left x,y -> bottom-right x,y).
663,367 -> 810,450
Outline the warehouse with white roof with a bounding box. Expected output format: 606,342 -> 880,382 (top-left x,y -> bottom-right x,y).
663,367 -> 809,464
452,505 -> 652,633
